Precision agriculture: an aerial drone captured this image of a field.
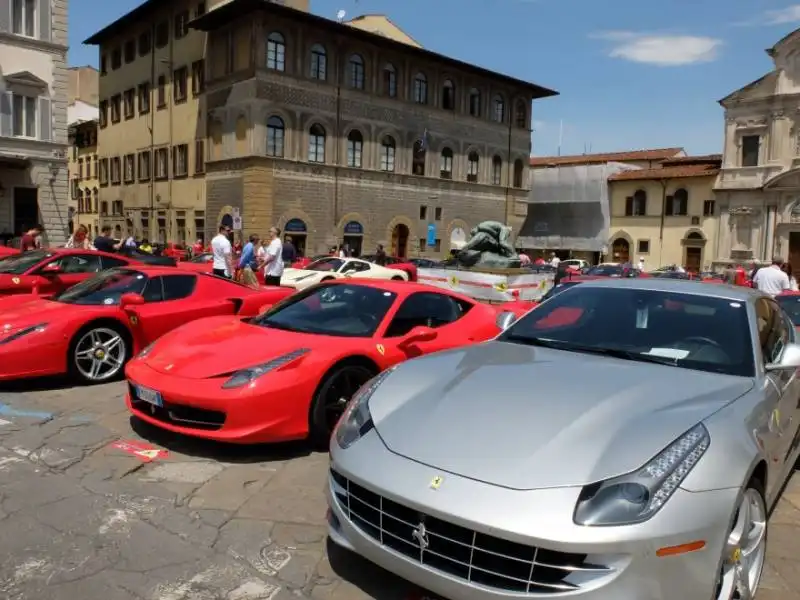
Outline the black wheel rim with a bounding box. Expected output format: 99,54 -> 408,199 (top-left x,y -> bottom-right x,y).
323,366 -> 374,434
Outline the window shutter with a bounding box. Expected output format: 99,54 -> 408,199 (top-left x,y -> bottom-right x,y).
665,195 -> 674,216
38,0 -> 51,42
0,2 -> 10,33
625,196 -> 633,215
0,92 -> 11,137
39,97 -> 52,141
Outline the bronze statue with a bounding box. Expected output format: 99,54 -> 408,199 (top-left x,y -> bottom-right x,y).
455,221 -> 521,269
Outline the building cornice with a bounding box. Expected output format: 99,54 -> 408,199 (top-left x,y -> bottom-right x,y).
0,32 -> 67,55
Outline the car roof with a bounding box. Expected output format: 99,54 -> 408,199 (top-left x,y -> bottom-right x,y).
36,247 -> 128,259
576,277 -> 763,302
326,278 -> 469,297
111,264 -> 187,276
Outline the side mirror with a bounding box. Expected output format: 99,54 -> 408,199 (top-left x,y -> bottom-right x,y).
766,343 -> 800,372
120,292 -> 145,307
41,263 -> 62,274
496,311 -> 517,330
399,325 -> 437,348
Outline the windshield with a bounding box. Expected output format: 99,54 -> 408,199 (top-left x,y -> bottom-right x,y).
53,268 -> 147,305
499,285 -> 754,377
777,295 -> 800,326
253,283 -> 397,337
189,253 -> 212,263
0,250 -> 50,274
306,257 -> 344,272
539,281 -> 581,303
586,265 -> 624,277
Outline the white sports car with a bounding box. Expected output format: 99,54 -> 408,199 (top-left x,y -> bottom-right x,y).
281,257 -> 409,290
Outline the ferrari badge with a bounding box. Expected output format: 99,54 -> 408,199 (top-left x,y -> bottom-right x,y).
430,475 -> 443,490
493,281 -> 508,292
12,277 -> 20,284
129,315 -> 139,325
376,344 -> 385,355
731,547 -> 741,562
448,275 -> 459,287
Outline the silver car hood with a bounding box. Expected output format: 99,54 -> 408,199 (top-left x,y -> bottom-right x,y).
369,341 -> 753,490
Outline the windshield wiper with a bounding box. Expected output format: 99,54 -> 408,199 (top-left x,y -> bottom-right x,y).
503,336 -> 678,367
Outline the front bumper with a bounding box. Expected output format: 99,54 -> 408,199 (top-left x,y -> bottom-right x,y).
125,361 -> 311,443
327,431 -> 738,600
0,339 -> 65,380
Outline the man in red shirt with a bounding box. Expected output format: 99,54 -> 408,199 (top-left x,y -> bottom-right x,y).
20,224 -> 43,252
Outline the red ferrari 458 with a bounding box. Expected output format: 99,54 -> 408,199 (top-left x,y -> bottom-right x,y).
0,246 -> 18,258
0,248 -> 141,296
0,266 -> 293,384
125,280 -> 526,446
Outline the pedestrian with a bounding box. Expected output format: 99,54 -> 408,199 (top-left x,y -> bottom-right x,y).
138,238 -> 152,253
19,224 -> 43,252
262,226 -> 284,286
549,252 -> 560,268
753,257 -> 791,297
374,243 -> 387,266
65,224 -> 90,249
337,244 -> 346,258
783,262 -> 799,291
238,233 -> 261,288
282,235 -> 297,264
211,224 -> 234,278
93,225 -> 121,253
638,256 -> 645,271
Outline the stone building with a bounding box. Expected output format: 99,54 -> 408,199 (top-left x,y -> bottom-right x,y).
190,0 -> 556,257
67,66 -> 99,235
0,0 -> 70,247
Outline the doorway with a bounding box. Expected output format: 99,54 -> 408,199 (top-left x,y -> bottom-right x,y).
611,237 -> 629,263
13,187 -> 39,236
391,223 -> 409,258
343,235 -> 362,257
789,232 -> 800,269
685,247 -> 702,272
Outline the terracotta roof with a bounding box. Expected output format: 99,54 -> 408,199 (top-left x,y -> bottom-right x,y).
608,162 -> 720,182
530,148 -> 683,167
660,154 -> 721,165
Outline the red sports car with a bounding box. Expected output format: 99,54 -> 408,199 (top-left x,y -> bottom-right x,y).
0,266 -> 293,384
360,255 -> 418,281
0,246 -> 18,258
0,248 -> 141,296
125,280 -> 521,446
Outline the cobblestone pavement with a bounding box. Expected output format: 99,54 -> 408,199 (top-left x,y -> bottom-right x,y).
0,379 -> 798,599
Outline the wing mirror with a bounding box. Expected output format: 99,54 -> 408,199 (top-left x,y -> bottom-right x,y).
398,325 -> 438,349
496,311 -> 517,330
41,263 -> 62,274
120,292 -> 145,307
766,343 -> 800,372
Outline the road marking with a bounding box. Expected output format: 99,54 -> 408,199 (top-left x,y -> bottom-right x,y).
0,403 -> 52,420
109,440 -> 168,462
0,418 -> 11,426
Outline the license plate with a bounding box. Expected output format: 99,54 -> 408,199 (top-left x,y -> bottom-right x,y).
135,385 -> 163,407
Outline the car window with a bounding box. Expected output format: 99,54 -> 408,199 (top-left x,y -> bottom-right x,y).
756,298 -> 789,364
48,254 -> 103,274
142,277 -> 164,302
345,261 -> 370,273
0,250 -> 50,274
385,292 -> 469,337
586,265 -> 623,277
540,281 -> 580,303
776,295 -> 800,326
254,283 -> 397,337
307,258 -> 343,272
53,269 -> 148,305
162,274 -> 197,300
101,256 -> 130,269
500,286 -> 754,377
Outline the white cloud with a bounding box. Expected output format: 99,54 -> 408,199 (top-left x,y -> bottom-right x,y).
733,5 -> 800,26
591,31 -> 722,66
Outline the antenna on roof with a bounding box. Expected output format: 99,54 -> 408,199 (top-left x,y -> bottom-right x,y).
336,9 -> 346,21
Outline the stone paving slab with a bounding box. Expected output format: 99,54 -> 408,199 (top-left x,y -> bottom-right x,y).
0,379 -> 799,599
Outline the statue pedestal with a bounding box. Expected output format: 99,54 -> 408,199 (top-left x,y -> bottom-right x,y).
417,266 -> 554,302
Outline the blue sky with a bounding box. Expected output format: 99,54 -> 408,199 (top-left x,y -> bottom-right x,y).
68,0 -> 800,158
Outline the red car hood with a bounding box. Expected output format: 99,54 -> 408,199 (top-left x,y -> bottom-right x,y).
144,316 -> 316,379
0,297 -> 71,332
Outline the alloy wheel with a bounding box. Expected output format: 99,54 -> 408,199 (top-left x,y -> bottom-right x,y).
716,487 -> 767,599
74,327 -> 127,382
322,365 -> 374,434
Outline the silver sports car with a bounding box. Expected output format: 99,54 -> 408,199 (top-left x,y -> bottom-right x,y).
327,279 -> 800,600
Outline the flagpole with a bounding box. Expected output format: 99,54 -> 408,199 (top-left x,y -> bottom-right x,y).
557,119 -> 563,156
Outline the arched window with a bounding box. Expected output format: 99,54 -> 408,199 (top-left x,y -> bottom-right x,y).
266,32 -> 286,71
380,135 -> 396,172
308,123 -> 326,163
442,79 -> 455,110
413,73 -> 428,104
309,43 -> 326,80
492,95 -> 505,123
440,147 -> 453,179
513,159 -> 524,188
515,99 -> 527,129
469,88 -> 481,117
383,63 -> 397,98
626,189 -> 647,216
346,130 -> 363,168
266,115 -> 285,157
669,188 -> 689,216
491,155 -> 502,185
349,54 -> 365,90
467,151 -> 480,182
412,140 -> 426,176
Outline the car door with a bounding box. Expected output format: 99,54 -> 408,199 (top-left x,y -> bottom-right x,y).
126,274 -> 238,346
36,253 -> 104,294
380,292 -> 474,360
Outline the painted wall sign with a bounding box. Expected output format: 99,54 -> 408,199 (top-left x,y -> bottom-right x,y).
285,218 -> 307,233
344,221 -> 363,235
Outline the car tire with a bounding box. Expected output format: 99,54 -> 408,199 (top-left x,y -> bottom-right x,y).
321,277 -> 334,282
68,322 -> 131,385
715,477 -> 768,599
308,361 -> 376,449
391,275 -> 404,281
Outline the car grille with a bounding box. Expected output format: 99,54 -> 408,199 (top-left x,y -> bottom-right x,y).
331,469 -> 610,594
129,384 -> 226,430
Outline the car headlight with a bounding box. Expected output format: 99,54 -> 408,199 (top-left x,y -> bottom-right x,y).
0,323 -> 48,345
334,368 -> 395,450
136,342 -> 156,359
221,348 -> 309,389
574,423 -> 709,526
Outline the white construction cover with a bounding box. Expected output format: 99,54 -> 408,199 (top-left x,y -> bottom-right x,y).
418,268 -> 554,302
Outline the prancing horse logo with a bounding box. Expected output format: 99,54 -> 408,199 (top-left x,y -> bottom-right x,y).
411,521 -> 429,551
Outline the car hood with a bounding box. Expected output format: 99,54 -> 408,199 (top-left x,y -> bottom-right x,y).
143,316 -> 314,379
281,269 -> 327,282
0,297 -> 72,333
369,341 -> 753,490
